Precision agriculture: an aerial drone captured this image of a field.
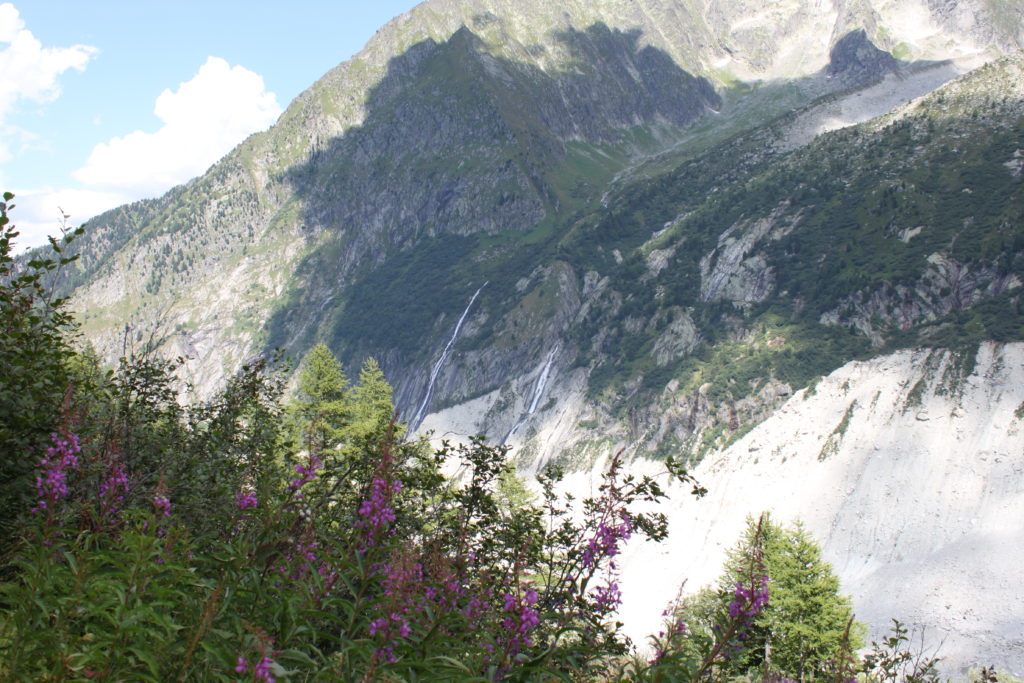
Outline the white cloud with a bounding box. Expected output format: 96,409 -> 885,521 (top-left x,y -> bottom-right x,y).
7,186 -> 130,251
73,56 -> 282,198
0,3 -> 96,159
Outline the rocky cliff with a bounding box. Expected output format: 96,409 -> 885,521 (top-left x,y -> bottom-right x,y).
64,0 -> 1020,401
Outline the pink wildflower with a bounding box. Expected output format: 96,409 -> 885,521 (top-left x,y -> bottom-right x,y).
31,432 -> 81,513
236,490 -> 258,510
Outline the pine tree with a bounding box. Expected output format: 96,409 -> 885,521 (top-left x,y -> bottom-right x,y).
710,514 -> 863,680
342,356 -> 402,454
349,357 -> 393,431
764,521 -> 862,678
291,343 -> 349,457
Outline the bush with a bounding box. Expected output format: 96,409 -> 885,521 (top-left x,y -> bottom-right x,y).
0,193 -> 83,550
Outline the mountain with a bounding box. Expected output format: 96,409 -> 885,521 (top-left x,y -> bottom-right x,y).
57,0 -> 1024,674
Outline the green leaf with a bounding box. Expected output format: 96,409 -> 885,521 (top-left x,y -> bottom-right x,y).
128,646 -> 161,677
428,655 -> 474,673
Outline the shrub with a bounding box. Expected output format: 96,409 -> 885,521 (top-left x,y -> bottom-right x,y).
0,193 -> 83,550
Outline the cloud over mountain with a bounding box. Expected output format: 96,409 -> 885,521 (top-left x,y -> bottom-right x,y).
73,56 -> 281,198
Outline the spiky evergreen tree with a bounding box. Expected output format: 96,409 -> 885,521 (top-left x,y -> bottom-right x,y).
702,514 -> 863,680
348,357 -> 396,436
764,521 -> 862,678
290,343 -> 349,458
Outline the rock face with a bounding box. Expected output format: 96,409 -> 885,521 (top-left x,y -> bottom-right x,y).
64,0 -> 1021,401
826,28 -> 899,83
600,342 -> 1024,676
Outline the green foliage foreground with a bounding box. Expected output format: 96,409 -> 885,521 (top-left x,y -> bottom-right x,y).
0,195 -> 971,681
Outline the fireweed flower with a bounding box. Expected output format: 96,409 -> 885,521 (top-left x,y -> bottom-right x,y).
728,575 -> 769,620
593,581 -> 622,610
254,656 -> 274,682
581,511 -> 632,568
98,462 -> 129,523
499,589 -> 541,655
236,489 -> 258,510
369,612 -> 412,664
357,477 -> 402,547
31,431 -> 81,513
649,613 -> 688,664
152,492 -> 171,518
235,654 -> 275,682
288,454 -> 322,491
273,541 -> 320,582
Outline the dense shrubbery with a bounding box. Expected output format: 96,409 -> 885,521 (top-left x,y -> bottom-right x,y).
0,196 -> 990,681
0,193 -> 83,548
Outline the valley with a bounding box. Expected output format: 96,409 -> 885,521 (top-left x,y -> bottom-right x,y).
42,0 -> 1024,676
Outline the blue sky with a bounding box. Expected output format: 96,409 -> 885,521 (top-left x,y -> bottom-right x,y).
1,1 -> 422,247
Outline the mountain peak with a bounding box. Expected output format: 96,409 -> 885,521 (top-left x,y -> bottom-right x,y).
826,28 -> 899,84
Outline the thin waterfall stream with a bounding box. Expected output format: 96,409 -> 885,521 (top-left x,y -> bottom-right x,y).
503,344 -> 559,443
411,283 -> 487,429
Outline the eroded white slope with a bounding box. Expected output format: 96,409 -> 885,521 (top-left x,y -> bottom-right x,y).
775,60 -> 970,151
605,343 -> 1024,675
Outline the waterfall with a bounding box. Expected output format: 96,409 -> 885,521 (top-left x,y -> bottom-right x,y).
503,345 -> 559,443
411,283 -> 486,428
527,345 -> 558,413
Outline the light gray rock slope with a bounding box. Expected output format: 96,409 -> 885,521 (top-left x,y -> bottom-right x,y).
551,342 -> 1024,676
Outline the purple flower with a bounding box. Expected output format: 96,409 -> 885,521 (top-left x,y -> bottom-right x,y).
518,605 -> 540,634
235,654 -> 275,682
31,432 -> 81,513
581,511 -> 633,569
728,575 -> 770,620
254,656 -> 274,682
368,612 -> 412,659
152,492 -> 171,518
98,462 -> 129,523
356,477 -> 402,546
498,588 -> 542,655
593,581 -> 622,610
288,454 -> 322,491
236,490 -> 258,510
369,617 -> 387,636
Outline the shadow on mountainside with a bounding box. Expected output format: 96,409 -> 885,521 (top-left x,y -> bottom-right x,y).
262,22 -> 721,409
260,24 -> 937,411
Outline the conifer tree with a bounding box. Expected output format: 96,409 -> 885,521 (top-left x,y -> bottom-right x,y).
349,357 -> 394,432
291,343 -> 349,457
340,357 -> 402,459
705,514 -> 863,680
763,521 -> 862,678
